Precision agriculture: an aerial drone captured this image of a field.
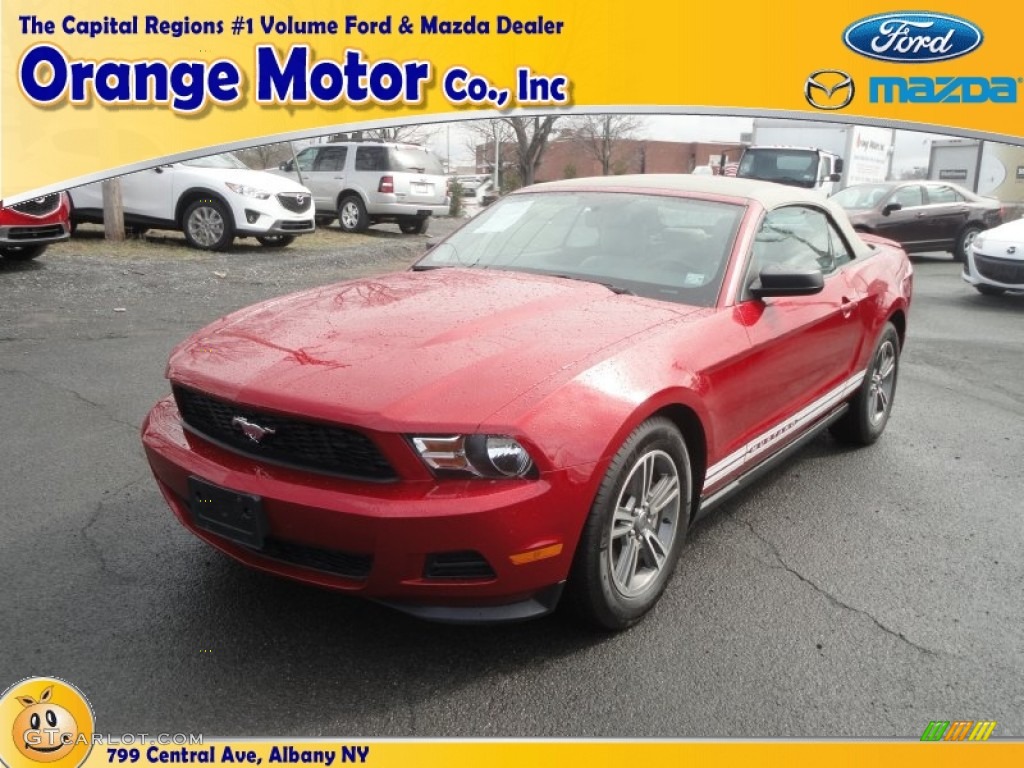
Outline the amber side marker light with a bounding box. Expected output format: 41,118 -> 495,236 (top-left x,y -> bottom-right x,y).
510,543 -> 563,565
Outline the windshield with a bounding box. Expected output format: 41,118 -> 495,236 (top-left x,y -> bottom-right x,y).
390,147 -> 445,175
415,191 -> 745,308
737,149 -> 820,188
180,153 -> 250,170
831,184 -> 892,210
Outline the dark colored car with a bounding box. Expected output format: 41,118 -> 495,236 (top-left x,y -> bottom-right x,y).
0,192 -> 71,261
832,181 -> 1003,262
142,175 -> 913,630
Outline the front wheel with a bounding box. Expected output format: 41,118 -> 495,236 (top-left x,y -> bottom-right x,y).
954,225 -> 982,263
255,234 -> 295,248
830,322 -> 900,446
568,417 -> 691,630
182,199 -> 234,251
0,244 -> 47,261
399,216 -> 430,235
337,195 -> 368,233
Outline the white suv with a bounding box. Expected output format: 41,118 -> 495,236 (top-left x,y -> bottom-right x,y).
69,153 -> 315,251
270,142 -> 449,234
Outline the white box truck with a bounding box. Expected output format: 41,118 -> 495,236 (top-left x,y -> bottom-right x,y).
733,119 -> 895,195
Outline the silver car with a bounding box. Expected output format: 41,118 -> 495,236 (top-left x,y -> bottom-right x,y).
271,142 -> 449,235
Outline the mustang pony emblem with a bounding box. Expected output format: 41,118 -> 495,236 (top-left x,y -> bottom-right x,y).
231,415 -> 276,443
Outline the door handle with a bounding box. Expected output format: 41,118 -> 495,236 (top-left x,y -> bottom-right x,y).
916,212 -> 926,218
841,296 -> 856,318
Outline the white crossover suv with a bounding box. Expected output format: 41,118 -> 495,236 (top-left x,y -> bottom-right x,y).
69,153 -> 315,251
269,142 -> 449,235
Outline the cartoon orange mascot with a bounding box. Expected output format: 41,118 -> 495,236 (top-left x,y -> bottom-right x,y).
12,686 -> 79,762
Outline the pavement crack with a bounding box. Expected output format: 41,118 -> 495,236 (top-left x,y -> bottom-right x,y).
0,366 -> 140,432
81,473 -> 148,584
741,519 -> 942,657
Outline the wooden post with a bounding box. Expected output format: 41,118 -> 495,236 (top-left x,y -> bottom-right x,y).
102,178 -> 125,241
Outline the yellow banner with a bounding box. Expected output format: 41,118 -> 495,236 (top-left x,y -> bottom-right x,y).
2,1 -> 1023,200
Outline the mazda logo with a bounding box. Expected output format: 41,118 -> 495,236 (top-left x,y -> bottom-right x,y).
231,415 -> 277,444
295,195 -> 306,204
805,70 -> 855,110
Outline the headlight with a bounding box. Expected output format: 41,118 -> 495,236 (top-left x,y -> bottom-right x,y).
973,233 -> 986,251
225,182 -> 271,199
411,434 -> 536,479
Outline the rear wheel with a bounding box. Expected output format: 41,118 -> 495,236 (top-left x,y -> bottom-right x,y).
954,225 -> 982,263
337,195 -> 368,233
399,216 -> 430,235
182,199 -> 234,251
0,244 -> 47,261
830,322 -> 900,446
975,284 -> 1006,296
255,234 -> 295,248
568,417 -> 691,630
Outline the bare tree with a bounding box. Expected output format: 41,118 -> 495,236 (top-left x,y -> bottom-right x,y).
236,142 -> 293,170
359,125 -> 439,145
462,116 -> 563,190
572,115 -> 645,175
505,116 -> 560,188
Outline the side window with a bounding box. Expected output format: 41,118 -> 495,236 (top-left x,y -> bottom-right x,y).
892,186 -> 923,208
355,146 -> 389,171
315,147 -> 347,172
746,206 -> 853,295
294,148 -> 318,172
926,185 -> 957,204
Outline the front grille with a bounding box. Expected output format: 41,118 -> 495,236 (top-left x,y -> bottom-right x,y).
9,193 -> 61,217
278,219 -> 315,231
277,193 -> 312,213
424,551 -> 496,580
975,254 -> 1024,285
174,386 -> 397,481
262,537 -> 372,580
5,224 -> 65,241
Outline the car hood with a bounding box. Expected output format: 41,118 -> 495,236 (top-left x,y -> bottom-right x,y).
168,269 -> 696,431
979,217 -> 1024,249
177,166 -> 311,195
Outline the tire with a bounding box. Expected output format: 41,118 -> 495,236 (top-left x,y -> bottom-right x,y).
830,322 -> 900,446
975,284 -> 1006,296
954,225 -> 982,263
399,216 -> 430,235
315,214 -> 336,227
126,226 -> 150,238
255,234 -> 295,248
568,417 -> 692,630
337,195 -> 368,233
182,199 -> 234,251
0,244 -> 47,261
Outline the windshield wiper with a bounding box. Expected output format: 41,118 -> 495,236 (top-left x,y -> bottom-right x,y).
549,273 -> 634,295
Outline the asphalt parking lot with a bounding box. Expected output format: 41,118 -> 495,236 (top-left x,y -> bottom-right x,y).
1,223 -> 1022,738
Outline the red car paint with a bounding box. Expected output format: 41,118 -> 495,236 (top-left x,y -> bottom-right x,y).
142,175 -> 912,621
0,192 -> 71,260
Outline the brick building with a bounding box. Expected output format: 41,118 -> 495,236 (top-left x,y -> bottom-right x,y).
475,138 -> 746,184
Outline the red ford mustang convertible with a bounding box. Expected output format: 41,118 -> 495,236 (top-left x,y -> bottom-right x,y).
142,175 -> 912,629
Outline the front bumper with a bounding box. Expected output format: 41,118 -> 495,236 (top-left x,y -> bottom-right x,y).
235,217 -> 316,237
963,248 -> 1024,290
0,222 -> 70,246
141,396 -> 590,622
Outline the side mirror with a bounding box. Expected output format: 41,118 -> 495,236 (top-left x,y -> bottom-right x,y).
834,158 -> 844,175
750,265 -> 825,299
828,172 -> 842,182
882,202 -> 902,216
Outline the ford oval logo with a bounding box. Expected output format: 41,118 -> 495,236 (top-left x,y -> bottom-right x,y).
843,12 -> 983,63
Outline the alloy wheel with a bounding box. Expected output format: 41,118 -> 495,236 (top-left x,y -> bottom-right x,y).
608,449 -> 682,598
